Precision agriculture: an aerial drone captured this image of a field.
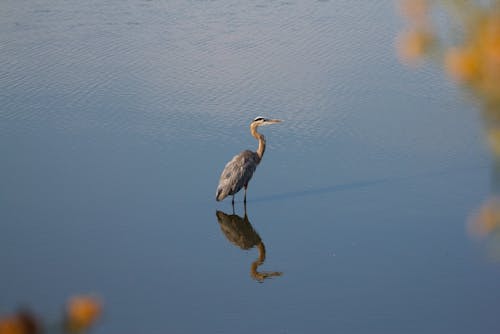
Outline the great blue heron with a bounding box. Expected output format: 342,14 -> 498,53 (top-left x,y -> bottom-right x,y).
216,117 -> 282,205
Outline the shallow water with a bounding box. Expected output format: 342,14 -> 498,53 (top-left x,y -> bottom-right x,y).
1,1 -> 499,333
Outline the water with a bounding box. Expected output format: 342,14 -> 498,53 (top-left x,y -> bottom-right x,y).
1,1 -> 499,333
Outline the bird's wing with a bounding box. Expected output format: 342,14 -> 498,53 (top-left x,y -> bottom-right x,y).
216,150 -> 258,201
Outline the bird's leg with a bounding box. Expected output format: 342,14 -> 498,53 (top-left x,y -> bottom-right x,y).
232,195 -> 235,206
244,185 -> 248,204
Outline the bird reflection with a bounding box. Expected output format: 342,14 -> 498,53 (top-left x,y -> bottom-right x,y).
216,209 -> 282,282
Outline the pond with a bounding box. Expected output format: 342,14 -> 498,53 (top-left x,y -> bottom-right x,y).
1,0 -> 499,333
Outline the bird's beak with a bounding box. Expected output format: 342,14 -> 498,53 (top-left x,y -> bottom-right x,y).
265,119 -> 282,124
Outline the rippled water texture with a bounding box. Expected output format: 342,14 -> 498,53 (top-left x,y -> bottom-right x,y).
1,1 -> 499,333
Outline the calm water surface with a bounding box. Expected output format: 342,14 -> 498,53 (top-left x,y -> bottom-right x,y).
1,1 -> 499,333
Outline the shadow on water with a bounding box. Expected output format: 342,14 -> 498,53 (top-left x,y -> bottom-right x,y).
252,164 -> 488,203
215,208 -> 282,282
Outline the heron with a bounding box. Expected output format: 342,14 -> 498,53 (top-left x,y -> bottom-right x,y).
216,117 -> 282,205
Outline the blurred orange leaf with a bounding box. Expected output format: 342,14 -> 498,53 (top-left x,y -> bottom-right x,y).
397,0 -> 429,23
396,29 -> 433,65
65,295 -> 102,332
445,47 -> 481,82
0,311 -> 39,334
469,197 -> 500,237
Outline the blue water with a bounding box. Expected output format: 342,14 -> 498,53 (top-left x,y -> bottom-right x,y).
1,1 -> 499,333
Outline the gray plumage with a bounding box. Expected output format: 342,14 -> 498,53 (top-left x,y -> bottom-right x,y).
216,150 -> 259,202
216,117 -> 282,204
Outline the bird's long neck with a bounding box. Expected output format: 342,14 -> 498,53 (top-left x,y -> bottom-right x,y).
250,124 -> 266,161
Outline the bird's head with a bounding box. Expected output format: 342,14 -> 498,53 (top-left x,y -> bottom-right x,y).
251,116 -> 282,127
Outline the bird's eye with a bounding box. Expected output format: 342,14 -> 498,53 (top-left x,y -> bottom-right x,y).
253,117 -> 264,122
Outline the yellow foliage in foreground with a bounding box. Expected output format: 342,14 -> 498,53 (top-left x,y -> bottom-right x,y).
65,295 -> 102,332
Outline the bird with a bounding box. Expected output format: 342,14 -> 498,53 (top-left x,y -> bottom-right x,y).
216,117 -> 282,205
